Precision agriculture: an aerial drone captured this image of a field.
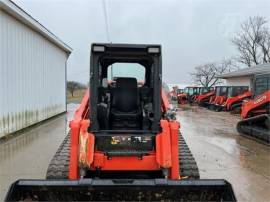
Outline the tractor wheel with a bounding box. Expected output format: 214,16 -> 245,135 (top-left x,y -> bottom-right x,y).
178,132 -> 200,179
46,133 -> 70,179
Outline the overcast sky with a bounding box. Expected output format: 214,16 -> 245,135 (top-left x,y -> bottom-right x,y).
14,0 -> 270,84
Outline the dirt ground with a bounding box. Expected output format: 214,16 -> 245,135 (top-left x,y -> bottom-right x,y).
177,104 -> 270,202
0,103 -> 269,201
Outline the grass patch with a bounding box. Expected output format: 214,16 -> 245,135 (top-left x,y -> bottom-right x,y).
67,89 -> 86,104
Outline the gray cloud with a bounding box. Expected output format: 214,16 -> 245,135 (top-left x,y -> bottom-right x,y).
14,0 -> 270,84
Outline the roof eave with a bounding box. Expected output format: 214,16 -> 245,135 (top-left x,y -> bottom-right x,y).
0,0 -> 72,54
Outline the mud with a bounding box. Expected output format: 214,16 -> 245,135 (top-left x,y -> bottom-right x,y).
177,105 -> 270,202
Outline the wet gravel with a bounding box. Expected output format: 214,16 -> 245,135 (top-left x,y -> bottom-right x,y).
177,104 -> 270,202
0,103 -> 269,201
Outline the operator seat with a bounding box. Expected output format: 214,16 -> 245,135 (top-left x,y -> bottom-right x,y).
110,77 -> 141,129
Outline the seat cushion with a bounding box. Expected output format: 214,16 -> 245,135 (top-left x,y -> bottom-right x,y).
110,108 -> 141,129
112,77 -> 139,112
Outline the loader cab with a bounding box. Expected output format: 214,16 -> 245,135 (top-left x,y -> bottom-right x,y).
89,43 -> 162,134
253,74 -> 270,98
184,87 -> 198,95
227,86 -> 249,97
177,89 -> 184,94
215,86 -> 227,96
199,87 -> 213,94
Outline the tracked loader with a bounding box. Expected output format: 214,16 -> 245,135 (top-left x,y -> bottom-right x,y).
5,43 -> 236,201
179,87 -> 200,104
237,74 -> 270,144
207,86 -> 228,110
196,88 -> 215,107
194,87 -> 214,103
214,86 -> 251,112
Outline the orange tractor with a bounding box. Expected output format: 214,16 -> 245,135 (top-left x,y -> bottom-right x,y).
214,86 -> 251,112
237,74 -> 270,144
5,44 -> 236,201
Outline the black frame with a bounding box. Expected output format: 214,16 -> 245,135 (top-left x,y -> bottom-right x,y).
89,43 -> 162,134
253,73 -> 270,98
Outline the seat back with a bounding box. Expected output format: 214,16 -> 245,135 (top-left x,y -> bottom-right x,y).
112,77 -> 139,112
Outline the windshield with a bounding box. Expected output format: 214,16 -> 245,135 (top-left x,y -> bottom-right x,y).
227,87 -> 233,97
201,88 -> 209,94
254,76 -> 269,97
177,89 -> 183,94
188,88 -> 194,95
216,87 -> 221,96
221,87 -> 227,96
107,63 -> 145,82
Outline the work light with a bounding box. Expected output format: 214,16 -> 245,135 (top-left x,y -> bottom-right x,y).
93,45 -> 105,52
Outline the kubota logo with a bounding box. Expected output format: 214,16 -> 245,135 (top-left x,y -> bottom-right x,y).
254,95 -> 266,105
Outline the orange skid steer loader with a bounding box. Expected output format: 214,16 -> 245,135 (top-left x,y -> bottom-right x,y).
237,74 -> 270,144
214,86 -> 251,112
5,44 -> 236,201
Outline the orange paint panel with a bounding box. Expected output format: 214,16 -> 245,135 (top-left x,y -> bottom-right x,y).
69,120 -> 80,179
161,88 -> 170,112
156,120 -> 172,168
169,121 -> 180,179
225,91 -> 252,110
92,153 -> 159,170
73,90 -> 89,121
241,90 -> 270,119
78,120 -> 94,168
196,91 -> 214,102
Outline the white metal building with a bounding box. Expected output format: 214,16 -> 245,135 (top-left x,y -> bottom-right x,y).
0,0 -> 72,137
218,63 -> 270,89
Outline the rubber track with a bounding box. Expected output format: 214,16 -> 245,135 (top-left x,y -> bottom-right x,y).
46,133 -> 70,179
237,114 -> 270,145
178,132 -> 200,179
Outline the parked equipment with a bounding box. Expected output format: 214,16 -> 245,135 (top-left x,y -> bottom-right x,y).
178,86 -> 201,104
177,88 -> 188,104
237,74 -> 270,144
196,89 -> 215,107
194,87 -> 214,103
5,44 -> 236,201
207,86 -> 228,110
214,86 -> 251,112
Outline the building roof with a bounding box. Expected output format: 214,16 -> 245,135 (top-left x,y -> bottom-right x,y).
0,0 -> 72,54
217,63 -> 270,79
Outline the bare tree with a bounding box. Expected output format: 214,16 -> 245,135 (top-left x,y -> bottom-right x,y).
67,81 -> 80,97
232,16 -> 270,67
191,59 -> 237,87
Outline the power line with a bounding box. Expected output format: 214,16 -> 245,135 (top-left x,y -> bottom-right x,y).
102,0 -> 114,79
102,0 -> 111,42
